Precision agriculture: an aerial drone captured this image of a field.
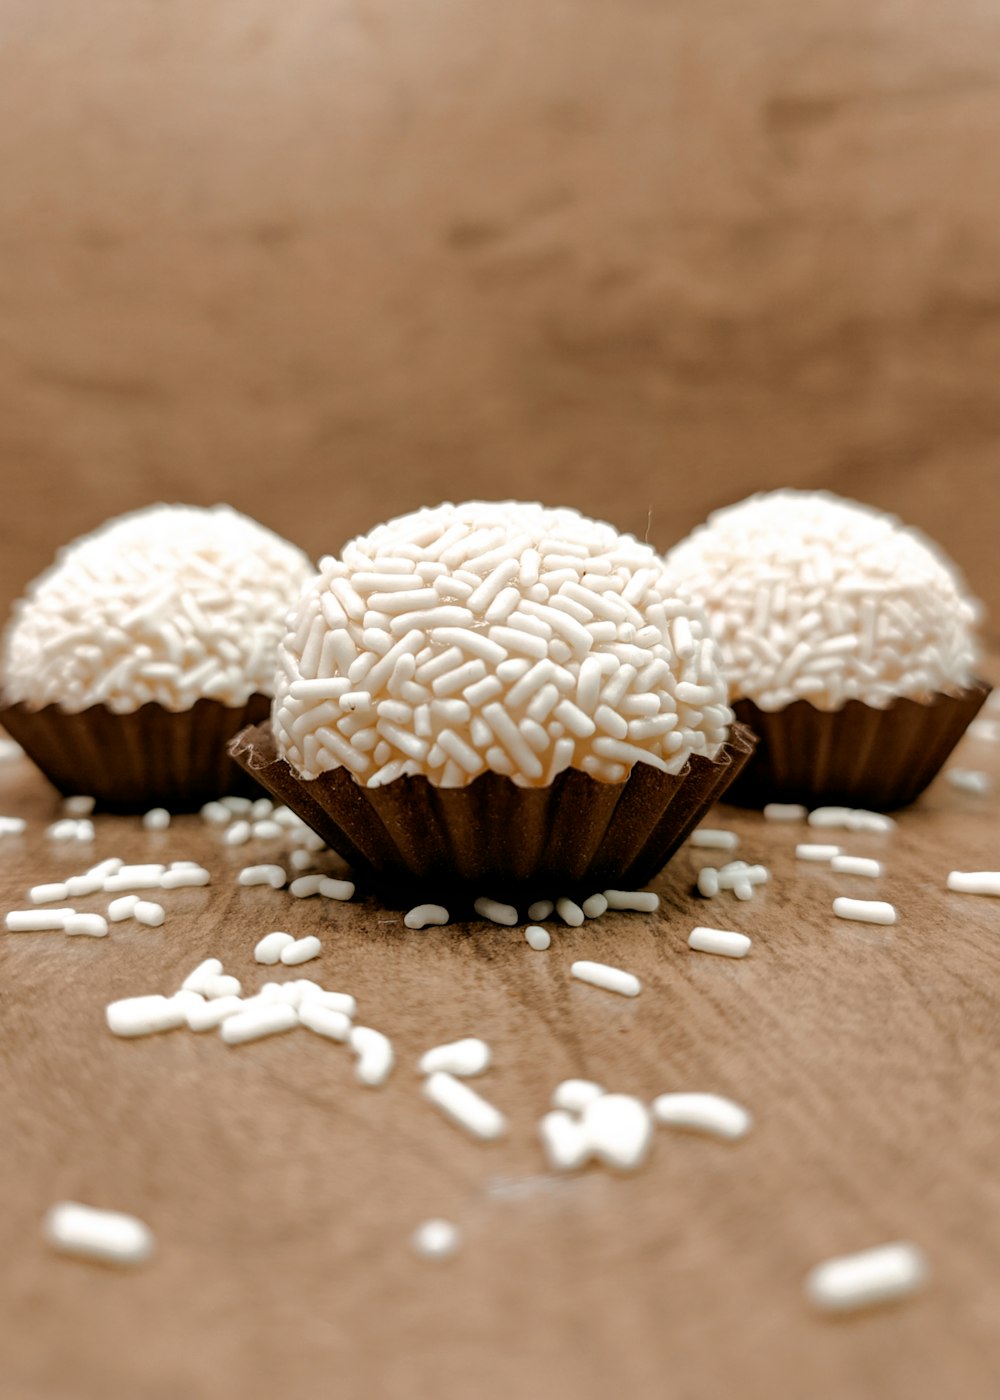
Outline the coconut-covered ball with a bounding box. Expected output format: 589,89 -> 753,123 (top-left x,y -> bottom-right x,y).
667,490 -> 980,712
3,505 -> 314,713
272,500 -> 731,789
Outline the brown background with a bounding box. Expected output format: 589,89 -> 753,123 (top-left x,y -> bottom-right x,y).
2,4 -> 1000,1399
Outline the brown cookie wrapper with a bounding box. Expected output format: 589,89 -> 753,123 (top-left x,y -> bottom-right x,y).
229,719 -> 757,901
0,693 -> 270,811
726,680 -> 991,811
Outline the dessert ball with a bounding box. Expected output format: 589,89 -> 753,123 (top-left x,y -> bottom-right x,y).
3,504 -> 314,714
272,500 -> 732,788
666,490 -> 980,712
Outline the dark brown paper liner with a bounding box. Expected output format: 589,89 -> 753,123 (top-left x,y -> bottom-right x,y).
229,719 -> 757,900
0,694 -> 270,811
726,680 -> 991,811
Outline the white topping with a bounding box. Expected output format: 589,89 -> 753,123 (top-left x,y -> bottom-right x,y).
652,1092 -> 752,1140
832,898 -> 896,925
687,926 -> 752,958
947,870 -> 1000,896
3,505 -> 313,712
254,931 -> 295,964
552,1079 -> 605,1113
805,1242 -> 927,1313
570,960 -> 641,997
404,904 -> 450,929
412,1219 -> 461,1261
44,1202 -> 154,1267
581,1094 -> 653,1171
279,935 -> 322,966
422,1071 -> 507,1140
668,490 -> 979,710
524,925 -> 551,950
419,1038 -> 491,1077
273,501 -> 729,786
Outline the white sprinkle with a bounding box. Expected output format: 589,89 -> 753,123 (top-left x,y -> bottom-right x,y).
254,931 -> 295,963
280,935 -> 322,966
350,1025 -> 395,1086
142,807 -> 171,831
201,974 -> 243,999
763,803 -> 807,821
62,795 -> 96,817
221,796 -> 253,814
419,1038 -> 491,1077
602,889 -> 660,913
200,801 -> 231,826
570,960 -> 641,997
301,986 -> 356,1017
133,901 -> 165,927
845,809 -> 896,832
46,819 -> 79,842
688,926 -> 752,958
289,874 -> 324,898
65,913 -> 109,937
250,798 -> 274,819
65,873 -> 105,897
160,866 -> 211,889
289,848 -> 314,872
186,995 -> 244,1031
796,843 -> 842,862
689,828 -> 739,851
525,925 -> 551,950
238,864 -> 286,889
718,862 -> 769,889
552,1079 -> 604,1113
423,1071 -> 507,1140
0,739 -> 22,764
556,897 -> 585,927
805,1242 -> 927,1313
581,893 -> 608,919
106,994 -> 187,1037
581,1093 -> 653,1171
652,1092 -> 751,1140
527,900 -> 554,921
252,819 -> 283,841
969,718 -> 1000,742
221,818 -> 252,847
832,898 -> 896,925
412,1219 -> 461,1261
30,882 -> 69,905
946,871 -> 1000,897
947,768 -> 993,795
831,856 -> 883,878
0,816 -> 27,835
73,819 -> 95,844
103,872 -> 165,892
298,1001 -> 352,1041
220,1003 -> 299,1045
539,1110 -> 592,1171
404,904 -> 450,929
181,958 -> 224,993
318,876 -> 355,901
807,806 -> 852,828
44,1202 -> 154,1267
108,895 -> 140,922
697,867 -> 720,898
6,907 -> 75,931
473,897 -> 518,926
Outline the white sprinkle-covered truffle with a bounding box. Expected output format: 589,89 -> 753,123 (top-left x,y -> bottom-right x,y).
272,500 -> 731,787
3,505 -> 314,713
667,490 -> 979,712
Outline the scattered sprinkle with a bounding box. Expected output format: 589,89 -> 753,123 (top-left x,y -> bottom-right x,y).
223,820 -> 251,846
318,876 -> 355,901
30,882 -> 69,905
524,925 -> 550,950
473,897 -> 518,926
539,1110 -> 591,1171
142,808 -> 170,831
581,893 -> 608,919
65,913 -> 109,938
796,843 -> 842,863
106,994 -> 188,1037
133,901 -> 165,928
279,935 -> 322,966
6,908 -> 75,932
805,1242 -> 927,1313
44,1202 -> 154,1267
289,874 -> 324,898
946,871 -> 1000,897
651,1092 -> 751,1140
220,1002 -> 298,1045
581,1093 -> 652,1171
350,1025 -> 395,1086
108,895 -> 140,922
412,1219 -> 461,1261
570,960 -> 641,997
419,1038 -> 491,1077
602,889 -> 659,913
237,864 -> 286,889
252,819 -> 284,841
423,1070 -> 507,1139
555,897 -> 584,927
689,828 -> 739,851
832,897 -> 896,926
763,803 -> 807,821
552,1079 -> 604,1113
830,855 -> 883,878
404,904 -> 450,930
687,926 -> 751,958
62,795 -> 96,817
0,816 -> 27,836
947,768 -> 993,796
254,931 -> 295,964
527,900 -> 554,921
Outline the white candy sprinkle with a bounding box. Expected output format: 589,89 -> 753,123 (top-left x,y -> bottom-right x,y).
238,864 -> 286,889
412,1219 -> 461,1260
106,994 -> 188,1037
581,893 -> 608,919
289,874 -> 324,898
689,829 -> 739,851
254,931 -> 295,963
652,1092 -> 752,1140
74,819 -> 95,843
810,807 -> 896,832
556,897 -> 584,927
250,798 -> 274,819
796,843 -> 842,863
220,1003 -> 299,1045
0,816 -> 27,835
552,1079 -> 605,1113
221,796 -> 253,814
527,900 -> 554,921
831,856 -> 883,878
688,926 -> 751,958
280,935 -> 322,966
581,1093 -> 653,1171
160,866 -> 211,888
0,739 -> 22,763
805,1242 -> 927,1313
65,913 -> 109,937
252,819 -> 283,841
697,867 -> 720,898
46,819 -> 79,842
108,895 -> 140,922
807,806 -> 852,828
947,768 -> 993,795
318,876 -> 355,901
473,897 -> 518,926
350,1026 -> 395,1086
301,987 -> 356,1017
30,882 -> 69,905
200,974 -> 243,999
142,808 -> 170,831
419,1038 -> 491,1077
570,960 -> 641,997
602,889 -> 659,913
44,1202 -> 154,1266
298,1002 -> 352,1041
946,871 -> 1000,897
62,795 -> 96,817
404,904 -> 450,929
186,995 -> 244,1031
763,803 -> 807,821
423,1071 -> 507,1139
200,801 -> 230,826
524,925 -> 551,950
6,907 -> 75,931
103,872 -> 164,892
289,848 -> 314,872
539,1110 -> 592,1171
224,820 -> 251,846
181,958 -> 223,994
65,874 -> 105,897
832,898 -> 896,925
133,901 -> 165,928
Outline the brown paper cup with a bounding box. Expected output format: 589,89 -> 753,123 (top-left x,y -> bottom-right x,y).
230,719 -> 757,900
726,680 -> 991,810
0,693 -> 270,811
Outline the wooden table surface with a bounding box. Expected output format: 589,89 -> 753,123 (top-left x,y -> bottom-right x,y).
2,681 -> 998,1400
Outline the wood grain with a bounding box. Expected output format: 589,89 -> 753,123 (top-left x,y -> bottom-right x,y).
2,680 -> 999,1400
